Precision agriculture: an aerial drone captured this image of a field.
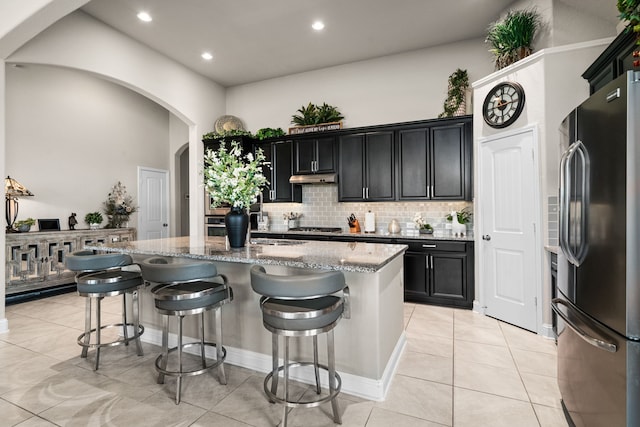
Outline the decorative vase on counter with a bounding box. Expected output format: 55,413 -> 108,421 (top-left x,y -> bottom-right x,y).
225,207 -> 249,248
451,211 -> 466,236
287,219 -> 297,230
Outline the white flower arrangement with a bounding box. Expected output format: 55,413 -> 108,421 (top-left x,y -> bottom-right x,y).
203,140 -> 268,210
413,212 -> 433,231
283,212 -> 302,220
103,182 -> 137,228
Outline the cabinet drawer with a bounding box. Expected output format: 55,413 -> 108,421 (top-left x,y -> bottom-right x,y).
401,240 -> 467,253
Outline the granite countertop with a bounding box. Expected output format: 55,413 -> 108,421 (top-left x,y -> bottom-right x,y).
85,236 -> 408,273
252,229 -> 474,242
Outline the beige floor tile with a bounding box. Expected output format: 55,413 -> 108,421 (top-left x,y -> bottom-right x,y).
454,340 -> 516,370
396,351 -> 453,385
453,309 -> 501,330
1,375 -> 112,414
285,392 -> 373,427
501,323 -> 557,354
13,417 -> 59,427
366,407 -> 445,427
411,304 -> 454,324
454,323 -> 507,347
0,356 -> 63,395
453,387 -> 539,427
512,348 -> 557,377
375,375 -> 452,426
210,374 -> 306,427
110,391 -> 206,427
533,403 -> 570,427
0,398 -> 34,427
405,330 -> 453,358
178,363 -> 254,411
520,372 -> 562,408
406,319 -> 453,339
38,391 -> 140,427
191,411 -> 254,427
0,314 -> 73,346
454,360 -> 528,401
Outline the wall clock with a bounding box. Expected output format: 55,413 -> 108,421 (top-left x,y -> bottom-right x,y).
482,82 -> 525,128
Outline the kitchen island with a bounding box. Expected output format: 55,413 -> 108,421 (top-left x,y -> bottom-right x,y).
86,236 -> 407,400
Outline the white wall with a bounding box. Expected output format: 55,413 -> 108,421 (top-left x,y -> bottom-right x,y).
226,38 -> 495,132
5,64 -> 170,228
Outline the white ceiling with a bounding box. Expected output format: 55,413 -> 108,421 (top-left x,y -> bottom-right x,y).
81,0 -> 618,87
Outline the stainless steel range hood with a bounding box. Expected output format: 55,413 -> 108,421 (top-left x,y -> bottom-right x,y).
289,173 -> 337,184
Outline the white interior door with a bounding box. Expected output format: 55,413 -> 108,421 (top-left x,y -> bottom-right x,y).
138,167 -> 169,240
479,128 -> 539,332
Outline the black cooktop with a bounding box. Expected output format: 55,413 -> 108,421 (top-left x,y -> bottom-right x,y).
288,227 -> 342,233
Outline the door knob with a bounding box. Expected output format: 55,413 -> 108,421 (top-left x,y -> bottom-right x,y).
482,234 -> 491,241
163,223 -> 168,227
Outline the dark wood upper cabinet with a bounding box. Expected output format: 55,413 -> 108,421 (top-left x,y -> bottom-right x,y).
255,140 -> 301,203
293,136 -> 336,174
583,27 -> 637,95
397,118 -> 471,201
338,131 -> 394,201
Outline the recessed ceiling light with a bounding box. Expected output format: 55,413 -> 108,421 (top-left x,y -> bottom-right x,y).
137,11 -> 152,22
201,52 -> 213,61
312,21 -> 325,31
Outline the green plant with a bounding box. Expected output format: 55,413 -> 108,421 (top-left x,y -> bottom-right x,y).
204,140 -> 269,210
486,8 -> 542,70
438,69 -> 469,118
202,129 -> 253,141
14,218 -> 35,227
255,127 -> 286,140
84,212 -> 103,224
291,102 -> 344,125
618,0 -> 640,46
446,207 -> 473,224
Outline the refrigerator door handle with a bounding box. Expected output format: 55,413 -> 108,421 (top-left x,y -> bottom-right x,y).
559,143 -> 578,265
551,298 -> 617,353
559,140 -> 589,266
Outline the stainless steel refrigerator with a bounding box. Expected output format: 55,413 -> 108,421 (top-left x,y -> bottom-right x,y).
553,70 -> 640,426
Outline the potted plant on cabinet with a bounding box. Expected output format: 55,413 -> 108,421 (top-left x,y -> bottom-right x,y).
618,0 -> 640,66
438,69 -> 469,118
85,212 -> 103,229
14,217 -> 35,232
486,8 -> 542,70
289,102 -> 344,135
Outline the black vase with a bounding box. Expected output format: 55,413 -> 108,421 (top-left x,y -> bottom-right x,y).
225,207 -> 249,248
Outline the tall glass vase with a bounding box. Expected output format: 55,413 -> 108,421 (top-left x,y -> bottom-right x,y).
225,207 -> 249,248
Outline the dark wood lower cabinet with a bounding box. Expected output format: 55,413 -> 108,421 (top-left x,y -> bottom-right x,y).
251,232 -> 474,309
401,240 -> 473,308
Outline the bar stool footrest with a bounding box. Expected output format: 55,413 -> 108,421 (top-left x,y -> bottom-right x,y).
264,361 -> 342,409
155,342 -> 226,378
77,322 -> 145,350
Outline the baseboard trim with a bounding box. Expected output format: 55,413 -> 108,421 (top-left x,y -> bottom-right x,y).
0,318 -> 8,334
540,322 -> 556,340
139,326 -> 405,401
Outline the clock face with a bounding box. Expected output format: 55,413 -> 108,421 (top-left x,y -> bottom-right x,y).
482,82 -> 525,128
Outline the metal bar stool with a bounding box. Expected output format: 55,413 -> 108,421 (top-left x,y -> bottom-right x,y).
139,257 -> 233,404
250,265 -> 350,427
65,250 -> 145,371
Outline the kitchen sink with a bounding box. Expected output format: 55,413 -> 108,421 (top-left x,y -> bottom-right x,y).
250,238 -> 305,246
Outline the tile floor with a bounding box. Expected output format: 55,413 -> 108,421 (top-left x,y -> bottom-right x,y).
0,293 -> 569,426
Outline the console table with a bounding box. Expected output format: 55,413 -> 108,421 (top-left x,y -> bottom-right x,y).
5,228 -> 136,297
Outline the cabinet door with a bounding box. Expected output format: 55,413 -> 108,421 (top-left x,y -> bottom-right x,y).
294,138 -> 315,174
271,141 -> 302,202
338,134 -> 366,201
429,252 -> 468,304
430,123 -> 467,200
365,131 -> 395,200
398,128 -> 429,199
404,252 -> 427,297
257,142 -> 272,202
315,136 -> 336,173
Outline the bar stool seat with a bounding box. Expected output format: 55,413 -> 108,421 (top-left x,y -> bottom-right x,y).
65,250 -> 145,371
139,257 -> 233,405
250,265 -> 350,427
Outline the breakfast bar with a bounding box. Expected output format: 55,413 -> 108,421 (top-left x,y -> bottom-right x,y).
85,236 -> 407,400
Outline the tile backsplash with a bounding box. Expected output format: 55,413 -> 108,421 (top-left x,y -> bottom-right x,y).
260,184 -> 472,233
